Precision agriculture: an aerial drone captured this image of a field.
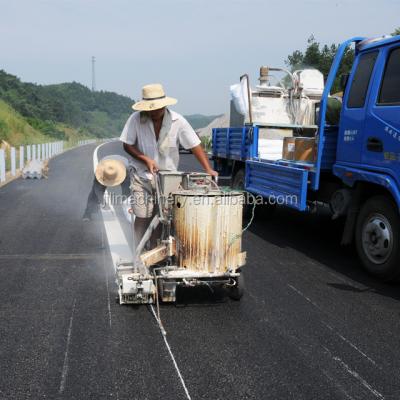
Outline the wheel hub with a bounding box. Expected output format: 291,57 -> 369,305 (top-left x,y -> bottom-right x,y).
362,214 -> 393,264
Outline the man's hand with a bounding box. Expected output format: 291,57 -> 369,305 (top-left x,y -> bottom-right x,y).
144,157 -> 159,174
122,143 -> 159,174
206,168 -> 218,178
191,145 -> 219,178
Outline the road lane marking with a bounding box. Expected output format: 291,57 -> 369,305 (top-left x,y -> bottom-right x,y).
59,298 -> 76,394
249,286 -> 382,399
149,305 -> 192,400
321,369 -> 355,400
287,284 -> 322,310
332,355 -> 384,399
100,200 -> 192,400
102,228 -> 112,328
288,283 -> 379,369
246,292 -> 364,400
321,322 -> 378,368
101,195 -> 133,268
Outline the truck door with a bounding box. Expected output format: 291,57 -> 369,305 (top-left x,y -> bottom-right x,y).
337,51 -> 379,164
363,46 -> 400,186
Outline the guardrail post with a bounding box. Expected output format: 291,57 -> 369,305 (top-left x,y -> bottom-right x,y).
27,145 -> 31,162
32,144 -> 36,160
11,147 -> 16,176
37,144 -> 41,161
19,146 -> 24,170
0,149 -> 5,182
41,144 -> 45,160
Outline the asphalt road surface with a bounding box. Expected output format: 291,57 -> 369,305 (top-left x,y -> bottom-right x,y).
1,143 -> 400,400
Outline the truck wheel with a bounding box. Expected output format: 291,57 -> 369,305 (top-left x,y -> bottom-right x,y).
355,195 -> 400,280
227,273 -> 245,301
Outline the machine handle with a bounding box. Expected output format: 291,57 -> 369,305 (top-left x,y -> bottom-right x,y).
367,137 -> 383,153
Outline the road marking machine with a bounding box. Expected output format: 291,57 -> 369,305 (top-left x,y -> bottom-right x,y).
116,171 -> 247,306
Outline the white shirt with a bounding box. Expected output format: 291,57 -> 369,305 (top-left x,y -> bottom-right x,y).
119,109 -> 201,179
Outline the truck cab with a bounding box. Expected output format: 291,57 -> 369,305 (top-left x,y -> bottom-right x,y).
335,38 -> 400,188
213,35 -> 400,280
334,37 -> 400,279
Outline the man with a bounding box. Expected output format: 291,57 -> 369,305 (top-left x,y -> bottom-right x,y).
120,83 -> 217,249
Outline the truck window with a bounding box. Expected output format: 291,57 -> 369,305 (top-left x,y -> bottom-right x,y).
378,47 -> 400,105
347,51 -> 378,108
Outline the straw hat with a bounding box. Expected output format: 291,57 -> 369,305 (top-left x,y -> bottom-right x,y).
95,159 -> 126,187
132,83 -> 177,111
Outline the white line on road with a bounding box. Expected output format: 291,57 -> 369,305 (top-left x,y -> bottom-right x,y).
149,305 -> 192,400
102,228 -> 112,328
59,298 -> 76,394
100,199 -> 192,400
288,284 -> 379,368
321,369 -> 355,400
321,322 -> 378,368
332,356 -> 384,399
287,284 -> 322,310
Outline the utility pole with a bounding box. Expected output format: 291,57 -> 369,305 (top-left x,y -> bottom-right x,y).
91,56 -> 96,91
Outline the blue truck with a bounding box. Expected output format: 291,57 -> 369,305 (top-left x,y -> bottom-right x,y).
212,36 -> 400,280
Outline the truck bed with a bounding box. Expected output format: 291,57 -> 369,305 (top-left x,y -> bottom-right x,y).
212,125 -> 339,211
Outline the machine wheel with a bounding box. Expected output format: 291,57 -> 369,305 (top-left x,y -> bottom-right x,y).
355,195 -> 400,280
227,273 -> 245,301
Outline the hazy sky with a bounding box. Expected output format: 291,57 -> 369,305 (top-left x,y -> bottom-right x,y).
0,0 -> 399,115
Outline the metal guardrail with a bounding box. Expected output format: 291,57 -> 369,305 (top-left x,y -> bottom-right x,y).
0,141 -> 64,184
0,137 -> 117,184
77,139 -> 97,146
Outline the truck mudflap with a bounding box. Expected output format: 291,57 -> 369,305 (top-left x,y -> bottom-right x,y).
245,160 -> 309,211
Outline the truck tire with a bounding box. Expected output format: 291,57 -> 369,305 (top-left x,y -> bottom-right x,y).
355,195 -> 400,280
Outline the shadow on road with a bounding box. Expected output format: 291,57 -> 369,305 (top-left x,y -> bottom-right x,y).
247,205 -> 400,303
173,285 -> 229,307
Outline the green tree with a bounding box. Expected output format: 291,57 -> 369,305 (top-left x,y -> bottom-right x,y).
0,70 -> 135,140
287,28 -> 400,92
285,35 -> 354,93
392,27 -> 400,36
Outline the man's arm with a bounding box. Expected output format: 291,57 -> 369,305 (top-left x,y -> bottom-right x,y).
123,143 -> 159,174
190,144 -> 218,177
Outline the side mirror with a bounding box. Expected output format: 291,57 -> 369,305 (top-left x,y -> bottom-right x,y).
340,73 -> 350,91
